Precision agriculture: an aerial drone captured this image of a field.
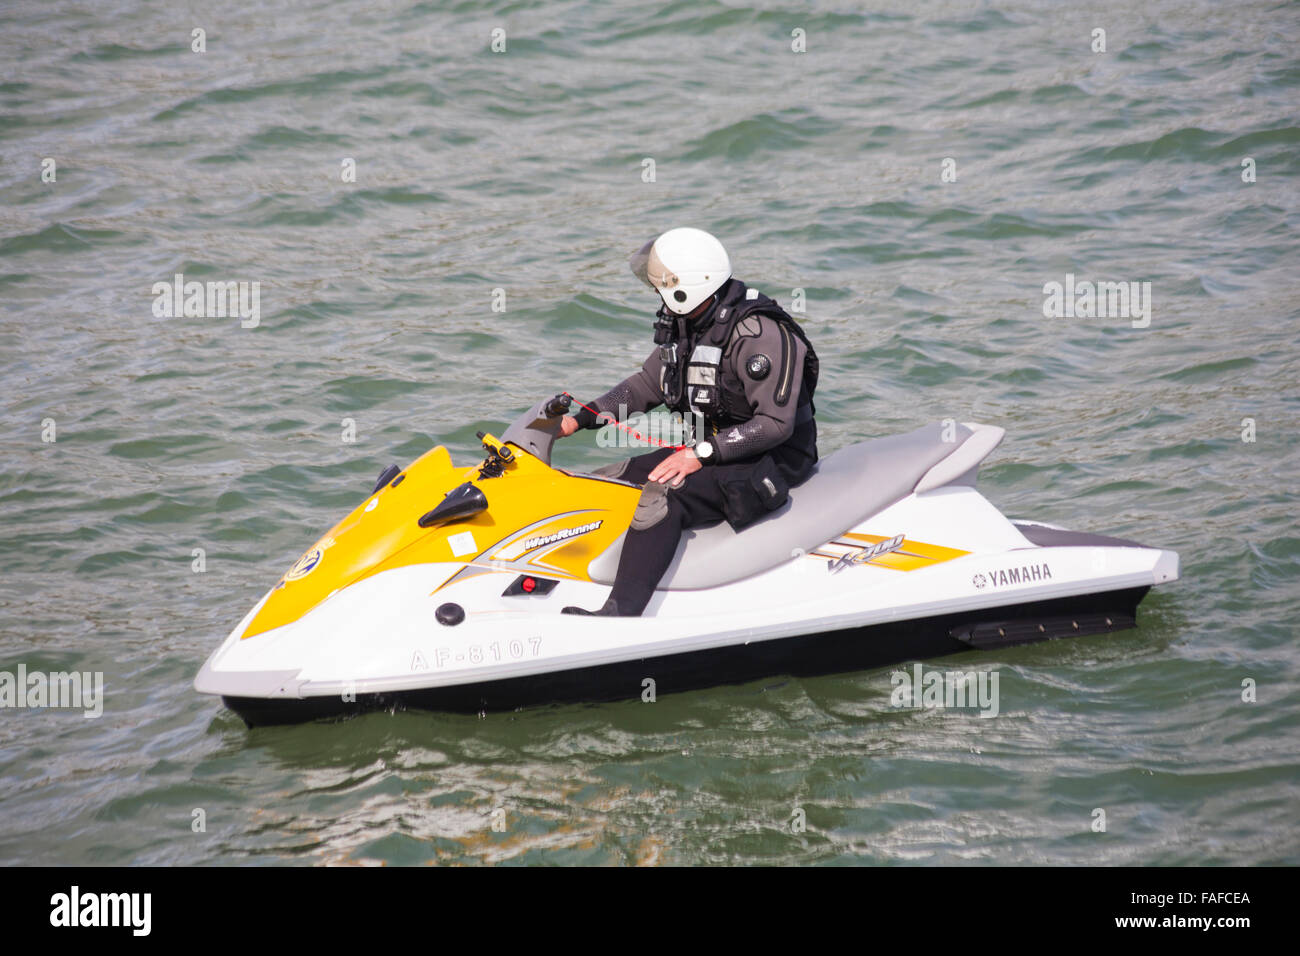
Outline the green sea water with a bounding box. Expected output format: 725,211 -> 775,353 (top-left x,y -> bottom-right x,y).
1,0 -> 1298,865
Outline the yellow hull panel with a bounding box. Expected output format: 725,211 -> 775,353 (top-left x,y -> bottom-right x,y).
243,437 -> 638,639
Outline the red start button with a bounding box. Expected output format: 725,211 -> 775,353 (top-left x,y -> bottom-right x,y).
521,577 -> 536,593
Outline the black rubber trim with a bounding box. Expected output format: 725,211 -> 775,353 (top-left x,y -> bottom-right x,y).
951,609 -> 1137,649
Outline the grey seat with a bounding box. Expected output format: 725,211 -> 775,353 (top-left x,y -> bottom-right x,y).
587,421 -> 1003,590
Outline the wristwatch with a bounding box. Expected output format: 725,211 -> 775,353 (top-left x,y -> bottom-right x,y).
694,439 -> 715,462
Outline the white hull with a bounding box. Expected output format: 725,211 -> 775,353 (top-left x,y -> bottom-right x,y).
196,483 -> 1178,712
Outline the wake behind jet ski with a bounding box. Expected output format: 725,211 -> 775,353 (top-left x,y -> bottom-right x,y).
195,396 -> 1180,725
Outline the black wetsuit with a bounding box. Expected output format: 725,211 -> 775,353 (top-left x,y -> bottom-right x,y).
572,278 -> 818,615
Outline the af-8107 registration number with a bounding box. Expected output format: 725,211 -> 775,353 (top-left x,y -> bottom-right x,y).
434,638 -> 542,668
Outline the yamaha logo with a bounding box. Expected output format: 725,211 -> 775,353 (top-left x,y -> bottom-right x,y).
285,536 -> 334,581
976,564 -> 1052,589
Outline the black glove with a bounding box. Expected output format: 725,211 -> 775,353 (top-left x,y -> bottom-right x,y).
571,403 -> 599,430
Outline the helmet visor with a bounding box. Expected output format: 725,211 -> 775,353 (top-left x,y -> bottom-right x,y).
629,236 -> 679,293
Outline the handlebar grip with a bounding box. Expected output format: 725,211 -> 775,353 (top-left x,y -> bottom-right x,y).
543,393 -> 572,417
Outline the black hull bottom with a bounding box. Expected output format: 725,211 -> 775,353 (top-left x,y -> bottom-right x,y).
224,586 -> 1150,727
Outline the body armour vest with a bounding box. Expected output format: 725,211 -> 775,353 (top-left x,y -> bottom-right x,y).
657,279 -> 819,428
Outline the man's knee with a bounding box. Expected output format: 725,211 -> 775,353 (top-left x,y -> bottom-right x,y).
630,481 -> 676,530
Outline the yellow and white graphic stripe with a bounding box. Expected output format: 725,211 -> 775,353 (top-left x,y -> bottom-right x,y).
811,532 -> 969,571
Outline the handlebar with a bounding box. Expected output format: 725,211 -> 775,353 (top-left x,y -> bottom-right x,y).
543,393 -> 572,417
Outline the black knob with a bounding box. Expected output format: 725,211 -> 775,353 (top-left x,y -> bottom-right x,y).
435,603 -> 465,626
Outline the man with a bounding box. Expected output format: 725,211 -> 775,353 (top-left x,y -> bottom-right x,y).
558,227 -> 819,617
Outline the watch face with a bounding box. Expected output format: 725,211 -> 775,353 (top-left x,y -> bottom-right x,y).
699,441 -> 713,458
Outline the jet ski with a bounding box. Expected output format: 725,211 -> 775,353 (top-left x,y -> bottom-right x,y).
195,396 -> 1180,726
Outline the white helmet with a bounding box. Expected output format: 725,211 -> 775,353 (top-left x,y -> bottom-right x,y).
629,227 -> 731,315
